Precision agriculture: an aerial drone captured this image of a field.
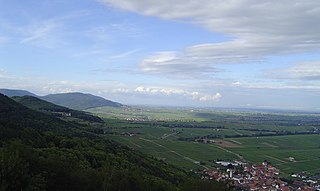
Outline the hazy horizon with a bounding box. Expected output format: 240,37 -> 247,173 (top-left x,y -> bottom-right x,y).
1,0 -> 320,111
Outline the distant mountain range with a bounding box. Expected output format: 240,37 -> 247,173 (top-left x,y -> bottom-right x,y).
0,89 -> 123,110
42,92 -> 122,110
0,89 -> 37,97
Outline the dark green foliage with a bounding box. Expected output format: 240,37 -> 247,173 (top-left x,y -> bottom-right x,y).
13,96 -> 103,123
0,94 -> 73,144
0,141 -> 46,191
180,179 -> 229,191
42,92 -> 122,110
0,94 -> 229,191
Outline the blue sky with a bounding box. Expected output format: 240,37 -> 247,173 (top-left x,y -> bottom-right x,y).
1,0 -> 320,110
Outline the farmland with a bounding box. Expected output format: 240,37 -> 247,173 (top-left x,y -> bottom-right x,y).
227,135 -> 320,177
88,106 -> 320,178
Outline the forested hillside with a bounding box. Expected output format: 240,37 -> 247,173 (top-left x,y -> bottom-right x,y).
13,96 -> 103,123
0,93 -> 229,191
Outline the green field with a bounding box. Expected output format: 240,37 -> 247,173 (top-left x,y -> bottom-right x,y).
107,133 -> 320,177
227,135 -> 320,176
86,106 -> 201,121
88,106 -> 318,132
90,106 -> 320,178
107,135 -> 238,169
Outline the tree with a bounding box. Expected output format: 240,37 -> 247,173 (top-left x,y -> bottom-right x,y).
0,141 -> 45,191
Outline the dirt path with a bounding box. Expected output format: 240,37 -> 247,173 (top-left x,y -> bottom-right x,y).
139,137 -> 165,147
261,142 -> 278,148
264,155 -> 287,163
233,130 -> 243,135
161,132 -> 179,139
128,141 -> 142,148
214,145 -> 243,160
139,137 -> 209,169
229,139 -> 242,145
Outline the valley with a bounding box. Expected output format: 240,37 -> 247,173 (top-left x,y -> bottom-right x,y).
88,106 -> 320,179
1,89 -> 319,190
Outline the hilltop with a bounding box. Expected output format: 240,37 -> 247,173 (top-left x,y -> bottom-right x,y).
0,89 -> 123,110
42,92 -> 123,110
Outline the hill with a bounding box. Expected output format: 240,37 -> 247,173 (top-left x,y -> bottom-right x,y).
0,94 -> 73,143
0,93 -> 228,191
0,88 -> 37,97
13,96 -> 103,123
42,92 -> 123,110
0,89 -> 123,110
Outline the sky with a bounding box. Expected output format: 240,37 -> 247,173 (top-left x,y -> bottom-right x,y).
0,0 -> 320,111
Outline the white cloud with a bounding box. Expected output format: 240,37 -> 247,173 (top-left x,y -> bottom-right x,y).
111,88 -> 130,93
199,93 -> 221,102
134,86 -> 185,95
2,70 -> 320,109
231,81 -> 241,86
282,61 -> 320,80
0,69 -> 221,103
134,86 -> 221,102
269,61 -> 320,81
140,51 -> 219,78
101,0 -> 320,78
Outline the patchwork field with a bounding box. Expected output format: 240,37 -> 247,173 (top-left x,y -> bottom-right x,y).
89,106 -> 320,178
227,135 -> 320,176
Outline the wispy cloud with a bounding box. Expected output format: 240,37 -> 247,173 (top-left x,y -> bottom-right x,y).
101,0 -> 320,79
268,61 -> 320,81
1,8 -> 92,48
140,51 -> 220,78
85,22 -> 145,43
109,49 -> 140,59
18,10 -> 92,48
19,20 -> 62,48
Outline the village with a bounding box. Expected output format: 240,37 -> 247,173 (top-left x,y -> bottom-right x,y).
204,160 -> 320,191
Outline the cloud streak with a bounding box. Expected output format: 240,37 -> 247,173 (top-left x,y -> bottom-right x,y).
269,61 -> 320,81
139,51 -> 221,78
19,20 -> 62,48
101,0 -> 320,78
109,49 -> 140,59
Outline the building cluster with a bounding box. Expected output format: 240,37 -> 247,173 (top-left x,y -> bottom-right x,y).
52,112 -> 72,117
125,118 -> 148,122
120,132 -> 137,136
204,161 -> 319,191
195,138 -> 215,144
